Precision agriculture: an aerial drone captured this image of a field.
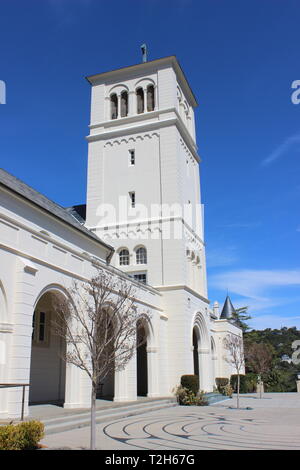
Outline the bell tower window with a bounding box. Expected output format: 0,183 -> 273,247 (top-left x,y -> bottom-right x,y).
136,88 -> 144,114
110,93 -> 118,119
147,85 -> 155,111
121,91 -> 128,117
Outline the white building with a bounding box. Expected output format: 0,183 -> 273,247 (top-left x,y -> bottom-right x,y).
0,56 -> 241,419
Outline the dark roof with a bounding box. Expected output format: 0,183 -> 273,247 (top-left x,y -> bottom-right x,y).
220,295 -> 236,320
0,168 -> 113,252
65,204 -> 86,224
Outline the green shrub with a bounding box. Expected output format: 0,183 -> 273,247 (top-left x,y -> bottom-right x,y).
0,425 -> 21,450
173,385 -> 188,404
223,383 -> 233,397
230,374 -> 246,393
173,385 -> 208,406
264,369 -> 297,392
180,375 -> 199,394
0,420 -> 44,450
230,374 -> 257,393
194,390 -> 209,406
215,377 -> 229,394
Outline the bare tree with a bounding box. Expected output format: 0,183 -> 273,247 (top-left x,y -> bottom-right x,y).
223,333 -> 245,409
51,267 -> 149,450
245,342 -> 273,398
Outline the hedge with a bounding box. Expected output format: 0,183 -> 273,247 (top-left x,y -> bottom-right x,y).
180,375 -> 199,394
0,420 -> 44,450
230,373 -> 257,393
215,377 -> 229,394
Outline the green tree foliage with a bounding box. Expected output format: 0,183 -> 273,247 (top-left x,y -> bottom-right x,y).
244,327 -> 300,392
232,306 -> 251,332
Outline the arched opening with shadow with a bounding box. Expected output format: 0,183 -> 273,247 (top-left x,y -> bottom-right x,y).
193,327 -> 199,377
120,90 -> 128,117
136,87 -> 144,114
96,306 -> 116,401
97,369 -> 115,401
192,312 -> 210,392
136,320 -> 148,396
110,93 -> 118,119
29,289 -> 67,405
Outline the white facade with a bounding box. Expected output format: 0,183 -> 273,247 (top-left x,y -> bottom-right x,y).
0,56 -> 242,419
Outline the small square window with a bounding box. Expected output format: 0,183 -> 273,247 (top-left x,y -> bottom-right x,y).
129,191 -> 135,208
129,272 -> 147,284
129,149 -> 135,166
134,273 -> 147,284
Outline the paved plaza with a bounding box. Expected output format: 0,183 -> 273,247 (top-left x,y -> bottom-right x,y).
41,393 -> 300,450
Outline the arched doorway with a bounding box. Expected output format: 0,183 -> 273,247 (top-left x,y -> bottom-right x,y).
193,328 -> 199,377
96,307 -> 115,401
97,370 -> 114,400
192,312 -> 211,392
136,322 -> 148,396
29,291 -> 66,405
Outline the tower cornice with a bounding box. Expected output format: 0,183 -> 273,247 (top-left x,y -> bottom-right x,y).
86,107 -> 201,163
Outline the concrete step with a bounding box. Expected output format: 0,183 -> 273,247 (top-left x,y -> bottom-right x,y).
204,392 -> 230,405
40,398 -> 177,435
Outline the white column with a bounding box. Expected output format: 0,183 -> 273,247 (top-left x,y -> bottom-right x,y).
0,324 -> 13,418
7,258 -> 38,419
114,352 -> 137,402
64,363 -> 91,409
105,96 -> 110,121
129,91 -> 135,116
147,347 -> 160,398
154,85 -> 158,111
158,316 -> 170,396
143,87 -> 147,112
199,348 -> 213,392
117,94 -> 121,119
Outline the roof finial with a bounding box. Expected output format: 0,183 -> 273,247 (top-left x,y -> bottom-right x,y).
141,43 -> 147,63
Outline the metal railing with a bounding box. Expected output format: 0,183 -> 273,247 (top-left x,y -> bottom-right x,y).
0,384 -> 30,421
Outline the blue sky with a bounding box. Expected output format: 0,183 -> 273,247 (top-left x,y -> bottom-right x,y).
0,0 -> 299,330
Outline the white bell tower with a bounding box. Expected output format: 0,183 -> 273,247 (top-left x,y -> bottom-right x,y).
85,56 -> 208,299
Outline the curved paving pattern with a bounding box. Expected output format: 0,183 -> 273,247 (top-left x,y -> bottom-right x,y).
42,393 -> 300,450
101,407 -> 300,450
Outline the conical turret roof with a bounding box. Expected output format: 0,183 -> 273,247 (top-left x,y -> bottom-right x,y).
220,295 -> 235,319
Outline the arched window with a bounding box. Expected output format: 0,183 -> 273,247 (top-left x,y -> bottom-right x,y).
120,91 -> 128,117
136,247 -> 147,264
110,93 -> 118,119
147,85 -> 155,111
136,88 -> 144,114
119,249 -> 129,266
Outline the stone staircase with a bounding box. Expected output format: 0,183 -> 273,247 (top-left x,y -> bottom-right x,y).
26,394 -> 229,436
31,397 -> 178,435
